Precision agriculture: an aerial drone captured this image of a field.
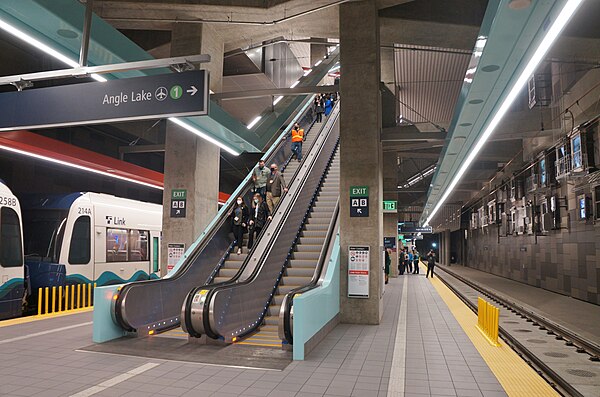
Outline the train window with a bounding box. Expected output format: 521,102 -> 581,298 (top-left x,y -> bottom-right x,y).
106,228 -> 128,262
128,230 -> 149,261
68,216 -> 91,265
1,207 -> 23,268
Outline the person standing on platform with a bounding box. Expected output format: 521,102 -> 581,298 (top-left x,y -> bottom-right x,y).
252,160 -> 270,200
384,248 -> 391,284
248,193 -> 271,250
407,250 -> 414,273
426,249 -> 436,278
413,250 -> 420,274
229,197 -> 249,255
266,163 -> 287,213
291,123 -> 304,162
398,248 -> 405,275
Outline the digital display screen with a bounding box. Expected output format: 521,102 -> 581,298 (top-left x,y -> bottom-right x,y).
579,196 -> 586,220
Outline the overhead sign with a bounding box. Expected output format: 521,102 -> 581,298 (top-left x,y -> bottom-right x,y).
350,186 -> 369,217
170,189 -> 187,218
398,225 -> 433,234
348,245 -> 369,298
383,200 -> 397,212
0,70 -> 208,130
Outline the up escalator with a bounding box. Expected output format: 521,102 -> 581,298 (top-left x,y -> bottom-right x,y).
112,97 -> 330,335
182,106 -> 340,343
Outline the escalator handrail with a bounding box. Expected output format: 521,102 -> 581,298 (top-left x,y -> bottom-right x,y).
279,197 -> 339,344
114,94 -> 316,331
185,106 -> 340,340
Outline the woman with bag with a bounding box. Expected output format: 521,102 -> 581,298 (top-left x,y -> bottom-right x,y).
229,197 -> 249,255
248,193 -> 271,250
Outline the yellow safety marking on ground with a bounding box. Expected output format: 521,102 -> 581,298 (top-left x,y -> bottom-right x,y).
0,307 -> 93,328
238,341 -> 281,347
424,263 -> 559,397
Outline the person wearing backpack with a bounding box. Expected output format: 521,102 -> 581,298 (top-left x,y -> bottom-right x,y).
426,249 -> 436,278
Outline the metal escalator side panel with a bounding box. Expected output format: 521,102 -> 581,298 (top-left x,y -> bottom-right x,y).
113,96 -> 318,333
205,111 -> 341,342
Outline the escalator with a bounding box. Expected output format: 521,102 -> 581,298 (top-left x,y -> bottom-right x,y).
182,105 -> 340,343
112,97 -> 333,335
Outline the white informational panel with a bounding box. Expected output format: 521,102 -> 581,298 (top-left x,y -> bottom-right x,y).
348,245 -> 369,298
167,243 -> 185,271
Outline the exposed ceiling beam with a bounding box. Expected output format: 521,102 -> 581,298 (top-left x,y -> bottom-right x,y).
381,125 -> 447,141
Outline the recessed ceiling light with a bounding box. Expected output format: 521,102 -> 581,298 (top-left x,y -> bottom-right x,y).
482,65 -> 500,72
469,99 -> 484,104
57,29 -> 78,39
509,0 -> 532,10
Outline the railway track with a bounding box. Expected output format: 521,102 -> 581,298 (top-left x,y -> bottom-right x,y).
435,265 -> 600,397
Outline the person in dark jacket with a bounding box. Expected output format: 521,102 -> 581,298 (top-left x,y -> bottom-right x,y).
413,250 -> 420,274
426,250 -> 436,278
229,197 -> 249,254
266,163 -> 287,213
248,193 -> 271,250
315,97 -> 324,123
384,248 -> 391,284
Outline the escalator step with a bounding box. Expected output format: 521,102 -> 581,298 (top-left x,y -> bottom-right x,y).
293,252 -> 320,260
289,259 -> 318,267
302,231 -> 328,238
298,237 -> 326,245
295,244 -> 323,253
286,267 -> 316,277
282,276 -> 312,285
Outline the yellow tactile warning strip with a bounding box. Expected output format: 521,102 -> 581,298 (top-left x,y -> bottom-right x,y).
423,263 -> 559,397
0,307 -> 93,328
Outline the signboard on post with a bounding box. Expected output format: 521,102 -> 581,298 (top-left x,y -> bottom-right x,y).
170,189 -> 187,218
348,245 -> 369,298
398,225 -> 433,233
0,70 -> 208,130
167,243 -> 185,271
350,186 -> 369,217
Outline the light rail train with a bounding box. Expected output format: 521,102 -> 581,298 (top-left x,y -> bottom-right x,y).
0,181 -> 25,320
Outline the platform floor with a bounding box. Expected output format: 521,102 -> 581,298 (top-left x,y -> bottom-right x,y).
438,263 -> 600,346
0,273 -> 512,397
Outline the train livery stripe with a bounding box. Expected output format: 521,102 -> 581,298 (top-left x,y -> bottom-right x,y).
66,270 -> 158,286
0,278 -> 24,300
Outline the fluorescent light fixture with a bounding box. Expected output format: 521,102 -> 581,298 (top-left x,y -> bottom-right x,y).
0,18 -> 106,83
314,60 -> 322,67
425,0 -> 584,226
0,143 -> 162,190
169,117 -> 240,156
246,115 -> 262,129
273,95 -> 283,105
289,80 -> 300,88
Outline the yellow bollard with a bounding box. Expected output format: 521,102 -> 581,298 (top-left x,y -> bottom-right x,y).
88,284 -> 92,307
477,297 -> 500,346
37,287 -> 42,316
58,286 -> 63,312
51,286 -> 56,314
65,285 -> 70,310
70,285 -> 75,310
82,283 -> 87,308
44,287 -> 48,315
77,284 -> 81,309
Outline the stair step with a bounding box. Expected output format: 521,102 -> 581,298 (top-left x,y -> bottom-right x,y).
282,276 -> 312,285
289,259 -> 318,268
302,231 -> 327,238
218,268 -> 239,277
293,252 -> 320,260
298,237 -> 326,245
286,267 -> 317,277
264,316 -> 279,325
271,295 -> 285,305
295,244 -> 322,253
268,304 -> 281,316
213,276 -> 230,283
278,285 -> 302,294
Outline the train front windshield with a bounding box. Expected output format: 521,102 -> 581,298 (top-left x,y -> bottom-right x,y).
23,210 -> 68,263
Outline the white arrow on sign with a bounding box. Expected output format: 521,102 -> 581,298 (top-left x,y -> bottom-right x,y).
357,209 -> 362,214
187,86 -> 198,96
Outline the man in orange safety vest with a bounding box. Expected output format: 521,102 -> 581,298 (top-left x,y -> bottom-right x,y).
291,123 -> 304,162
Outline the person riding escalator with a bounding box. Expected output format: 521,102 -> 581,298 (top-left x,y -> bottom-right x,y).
248,193 -> 271,250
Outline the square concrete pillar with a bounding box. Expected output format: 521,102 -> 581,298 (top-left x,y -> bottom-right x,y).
160,23 -> 223,273
339,0 -> 384,325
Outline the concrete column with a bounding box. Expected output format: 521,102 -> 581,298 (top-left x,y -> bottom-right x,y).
442,229 -> 451,266
339,0 -> 383,325
310,38 -> 328,66
160,23 -> 223,273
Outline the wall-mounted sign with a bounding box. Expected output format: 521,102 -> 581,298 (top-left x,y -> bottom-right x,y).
348,245 -> 369,298
0,70 -> 208,131
383,237 -> 396,250
350,186 -> 369,217
383,200 -> 397,212
170,189 -> 187,218
167,243 -> 185,271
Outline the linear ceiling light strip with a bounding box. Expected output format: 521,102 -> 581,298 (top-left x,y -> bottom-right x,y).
425,0 -> 584,226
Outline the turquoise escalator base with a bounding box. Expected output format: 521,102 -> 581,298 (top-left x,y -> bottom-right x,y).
293,231 -> 340,361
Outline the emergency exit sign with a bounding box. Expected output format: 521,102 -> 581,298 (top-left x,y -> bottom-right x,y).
350,186 -> 369,217
170,189 -> 187,218
383,200 -> 397,212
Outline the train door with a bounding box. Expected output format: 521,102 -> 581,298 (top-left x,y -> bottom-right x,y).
0,205 -> 25,320
64,214 -> 94,284
149,230 -> 160,278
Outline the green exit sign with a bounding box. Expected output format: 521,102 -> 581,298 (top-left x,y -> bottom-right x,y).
383,200 -> 397,211
171,189 -> 187,199
350,186 -> 369,197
